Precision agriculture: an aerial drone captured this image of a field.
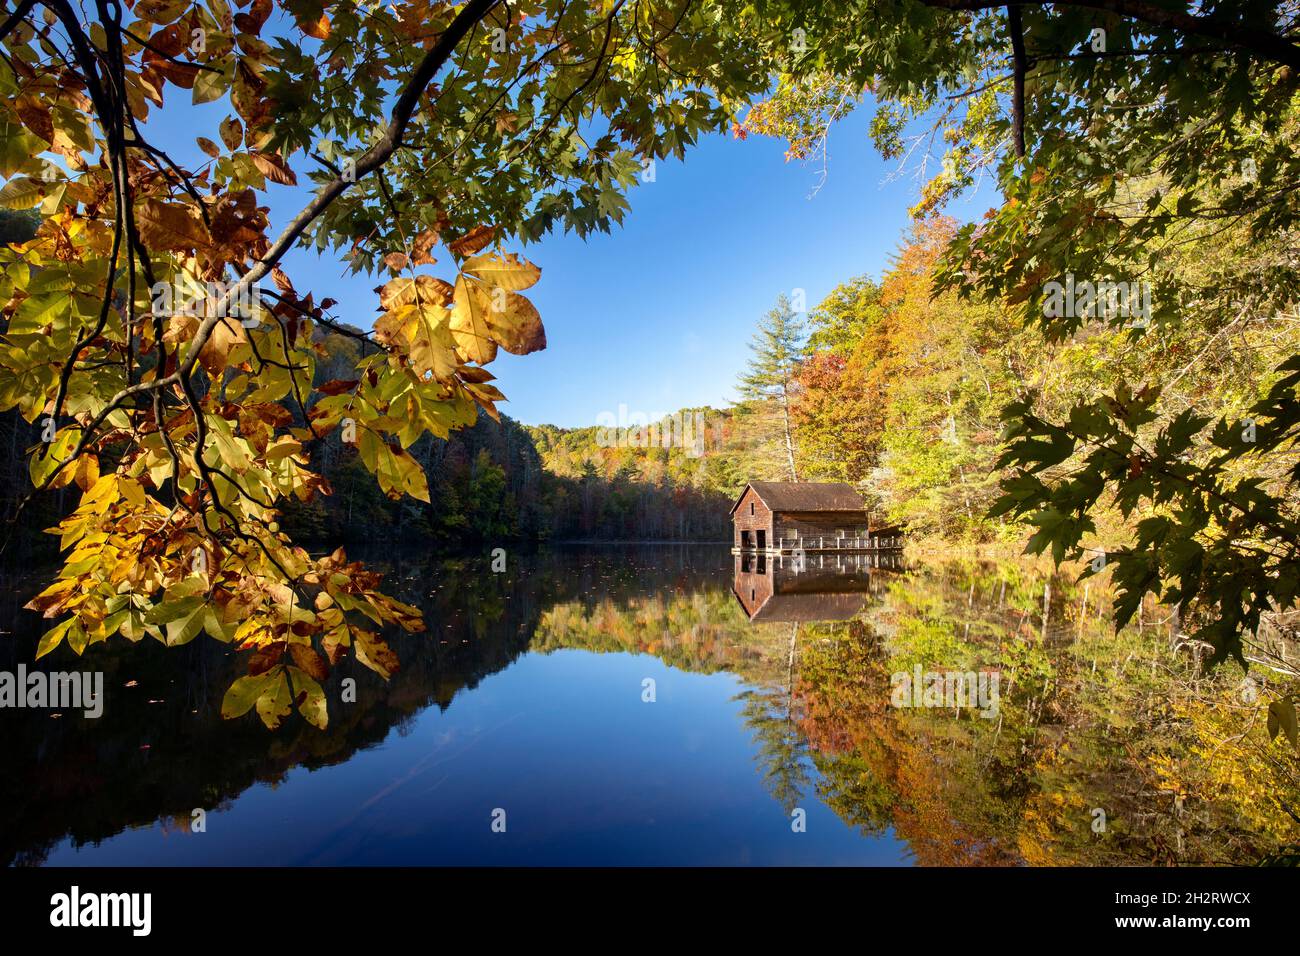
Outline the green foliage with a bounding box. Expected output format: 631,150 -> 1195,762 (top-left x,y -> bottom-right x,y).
735,294 -> 806,481
735,1 -> 1300,677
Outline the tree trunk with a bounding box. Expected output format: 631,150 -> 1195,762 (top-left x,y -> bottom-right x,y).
780,382 -> 799,481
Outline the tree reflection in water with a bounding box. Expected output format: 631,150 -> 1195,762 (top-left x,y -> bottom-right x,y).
1,545 -> 1295,865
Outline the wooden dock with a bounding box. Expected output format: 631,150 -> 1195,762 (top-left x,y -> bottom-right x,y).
731,530 -> 904,556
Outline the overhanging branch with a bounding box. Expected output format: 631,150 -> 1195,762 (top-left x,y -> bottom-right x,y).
921,0 -> 1300,71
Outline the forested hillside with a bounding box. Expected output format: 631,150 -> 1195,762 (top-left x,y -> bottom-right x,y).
0,324 -> 739,553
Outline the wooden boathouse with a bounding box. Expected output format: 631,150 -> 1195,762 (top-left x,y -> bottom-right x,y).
729,481 -> 903,555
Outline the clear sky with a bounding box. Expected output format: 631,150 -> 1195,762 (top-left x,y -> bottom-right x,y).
158,99 -> 995,429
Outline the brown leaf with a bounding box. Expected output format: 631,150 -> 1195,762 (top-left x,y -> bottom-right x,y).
233,3 -> 271,34
248,642 -> 285,675
289,643 -> 329,680
219,115 -> 244,151
196,136 -> 221,158
410,229 -> 438,266
490,291 -> 546,356
298,12 -> 330,39
447,225 -> 495,258
250,151 -> 297,186
15,96 -> 53,145
134,0 -> 189,25
426,277 -> 455,305
322,632 -> 349,667
198,317 -> 249,376
251,402 -> 294,426
270,266 -> 294,294
495,110 -> 519,135
316,378 -> 358,396
136,199 -> 209,252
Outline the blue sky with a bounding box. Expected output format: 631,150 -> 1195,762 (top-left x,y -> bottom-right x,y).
157,99 -> 995,429
490,116 -> 992,428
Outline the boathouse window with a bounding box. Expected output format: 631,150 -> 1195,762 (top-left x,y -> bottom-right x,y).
750,502 -> 754,515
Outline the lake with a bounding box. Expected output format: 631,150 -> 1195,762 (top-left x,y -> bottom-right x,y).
0,544 -> 1290,866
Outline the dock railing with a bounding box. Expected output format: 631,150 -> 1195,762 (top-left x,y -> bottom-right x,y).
768,529 -> 902,553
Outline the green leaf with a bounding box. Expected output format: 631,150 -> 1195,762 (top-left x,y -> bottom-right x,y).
358,428 -> 430,502
165,598 -> 208,646
221,672 -> 277,719
192,65 -> 232,106
35,618 -> 74,659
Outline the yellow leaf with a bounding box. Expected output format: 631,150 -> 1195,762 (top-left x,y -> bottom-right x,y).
35,619 -> 74,659
377,304 -> 459,382
461,252 -> 541,291
288,666 -> 328,728
354,629 -> 400,679
255,669 -> 294,729
357,428 -> 430,502
378,274 -> 453,310
198,316 -> 249,375
0,176 -> 45,210
73,454 -> 99,492
486,289 -> 546,356
298,12 -> 330,39
450,276 -> 497,364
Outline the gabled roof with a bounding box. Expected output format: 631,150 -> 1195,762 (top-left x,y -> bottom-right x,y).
729,481 -> 866,515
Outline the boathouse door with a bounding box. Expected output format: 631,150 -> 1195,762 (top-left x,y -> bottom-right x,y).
757,530 -> 766,551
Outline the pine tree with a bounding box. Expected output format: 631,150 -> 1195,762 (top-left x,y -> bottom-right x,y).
738,294 -> 806,481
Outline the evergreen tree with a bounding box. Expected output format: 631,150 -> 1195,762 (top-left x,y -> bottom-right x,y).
738,294 -> 806,481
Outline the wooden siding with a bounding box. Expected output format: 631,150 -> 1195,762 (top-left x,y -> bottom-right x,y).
731,485 -> 773,550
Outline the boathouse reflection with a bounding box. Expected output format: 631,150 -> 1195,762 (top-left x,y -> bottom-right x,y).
731,550 -> 903,623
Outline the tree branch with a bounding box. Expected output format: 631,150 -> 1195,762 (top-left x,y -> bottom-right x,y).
175,0 -> 503,382
0,0 -> 35,44
1007,4 -> 1027,158
921,0 -> 1300,70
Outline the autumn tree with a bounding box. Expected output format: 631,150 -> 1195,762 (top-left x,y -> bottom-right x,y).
737,1 -> 1300,676
0,0 -> 781,728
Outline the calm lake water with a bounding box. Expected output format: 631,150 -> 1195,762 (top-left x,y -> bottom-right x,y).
0,545 -> 1291,866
